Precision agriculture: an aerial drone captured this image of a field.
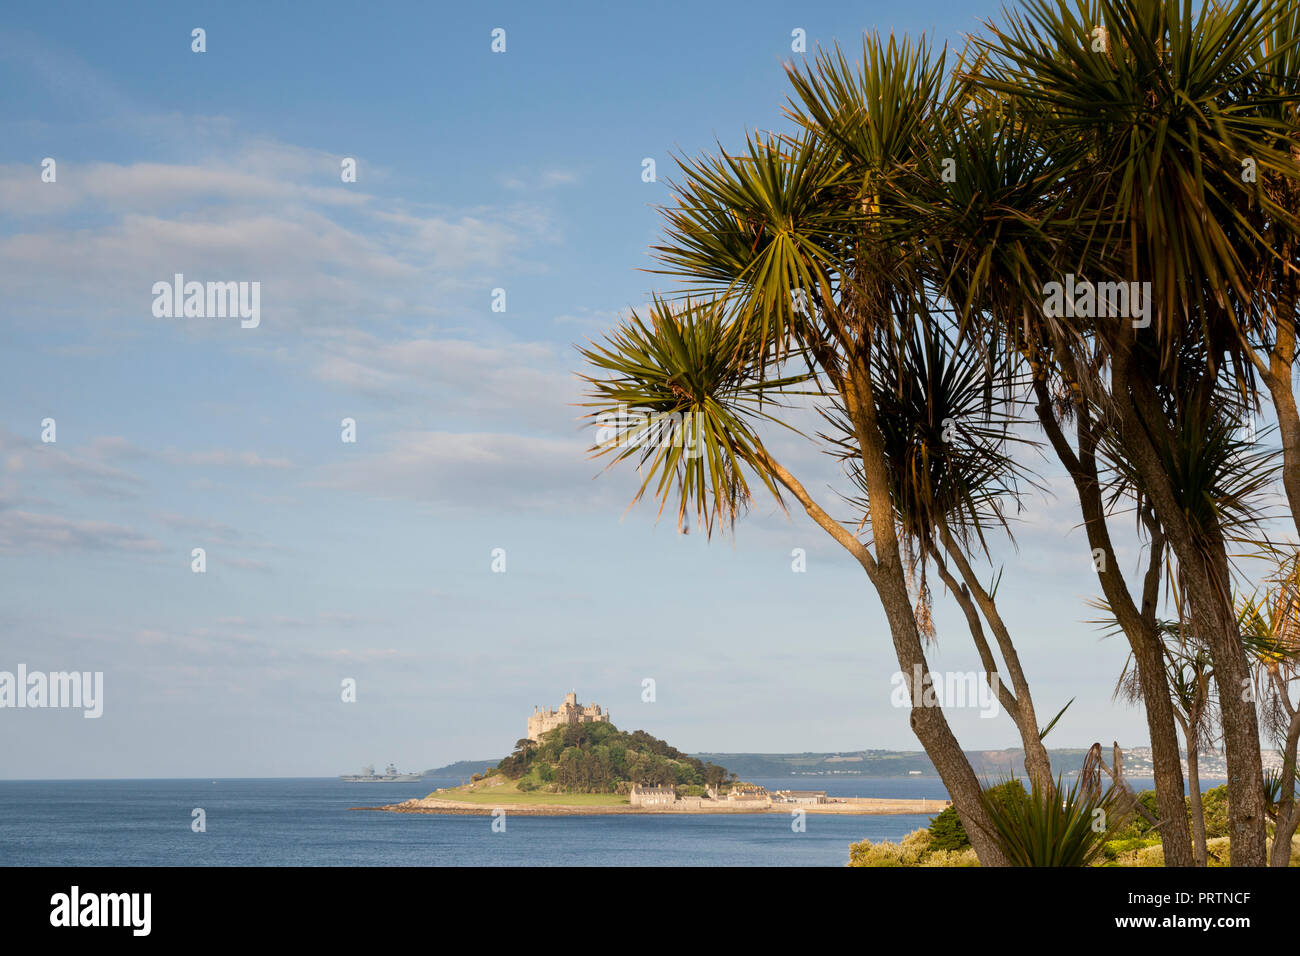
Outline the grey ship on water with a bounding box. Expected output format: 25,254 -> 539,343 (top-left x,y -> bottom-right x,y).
340,763 -> 422,782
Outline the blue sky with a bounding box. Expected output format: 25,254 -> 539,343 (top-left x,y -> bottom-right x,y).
0,0 -> 1254,778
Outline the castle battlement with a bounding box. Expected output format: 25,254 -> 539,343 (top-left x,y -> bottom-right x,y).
528,690 -> 609,741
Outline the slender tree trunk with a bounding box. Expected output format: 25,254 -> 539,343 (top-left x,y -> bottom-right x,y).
843,354 -> 1014,865
1258,255 -> 1300,868
1032,379 -> 1196,865
1115,356 -> 1268,865
1186,742 -> 1207,867
1129,624 -> 1196,867
1186,561 -> 1266,868
884,589 -> 1010,866
1270,702 -> 1300,866
754,441 -> 1008,866
1265,373 -> 1300,530
1259,260 -> 1300,535
931,532 -> 1054,789
928,544 -> 1053,789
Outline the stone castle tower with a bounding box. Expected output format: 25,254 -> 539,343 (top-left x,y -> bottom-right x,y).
528,691 -> 609,741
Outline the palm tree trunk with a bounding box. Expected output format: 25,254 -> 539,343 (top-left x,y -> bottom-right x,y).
928,538 -> 1054,790
1259,263 -> 1300,536
1115,358 -> 1268,866
1032,379 -> 1196,866
1265,374 -> 1300,533
844,352 -> 1019,864
1270,705 -> 1300,867
754,442 -> 1008,866
1129,627 -> 1197,867
877,567 -> 1011,866
1186,739 -> 1207,867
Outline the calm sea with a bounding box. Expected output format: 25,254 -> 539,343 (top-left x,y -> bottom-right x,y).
0,775 -> 949,867
0,774 -> 1209,866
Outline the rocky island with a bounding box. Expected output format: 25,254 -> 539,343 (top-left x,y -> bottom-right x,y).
360,692 -> 950,817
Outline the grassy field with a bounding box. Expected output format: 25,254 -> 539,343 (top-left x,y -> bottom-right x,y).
427,778 -> 629,806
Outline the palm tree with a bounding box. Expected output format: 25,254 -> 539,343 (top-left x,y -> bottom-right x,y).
576,0 -> 1300,867
877,17 -> 1201,865
1090,381 -> 1278,864
822,317 -> 1056,788
953,0 -> 1300,866
579,34 -> 1038,864
868,14 -> 1206,866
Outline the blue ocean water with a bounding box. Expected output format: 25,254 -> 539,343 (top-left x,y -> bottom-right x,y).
0,774 -> 1217,866
0,776 -> 944,867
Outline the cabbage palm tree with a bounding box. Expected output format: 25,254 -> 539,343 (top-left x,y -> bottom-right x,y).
881,22 -> 1205,865
580,34 -> 1034,864
958,0 -> 1300,866
821,318 -> 1056,789
1091,387 -> 1280,865
576,0 -> 1300,868
579,295 -> 1020,862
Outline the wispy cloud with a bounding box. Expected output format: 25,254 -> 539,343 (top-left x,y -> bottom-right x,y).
0,508 -> 164,554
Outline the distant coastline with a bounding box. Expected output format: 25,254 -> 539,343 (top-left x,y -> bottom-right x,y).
425,746 -> 1231,781
363,795 -> 951,817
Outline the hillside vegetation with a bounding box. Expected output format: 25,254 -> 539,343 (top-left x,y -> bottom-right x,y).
486,722 -> 734,795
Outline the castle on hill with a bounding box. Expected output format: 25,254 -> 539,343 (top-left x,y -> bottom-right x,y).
528,691 -> 609,741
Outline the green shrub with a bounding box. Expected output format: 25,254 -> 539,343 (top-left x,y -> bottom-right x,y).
847,829 -> 979,867
926,805 -> 971,851
1206,837 -> 1231,865
848,829 -> 931,867
977,775 -> 1114,867
1201,785 -> 1229,839
1102,836 -> 1161,860
919,847 -> 980,867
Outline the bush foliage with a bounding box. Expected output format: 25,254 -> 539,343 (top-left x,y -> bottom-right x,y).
493,721 -> 733,794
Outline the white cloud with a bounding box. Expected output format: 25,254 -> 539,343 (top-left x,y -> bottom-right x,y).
0,428 -> 145,500
0,150 -> 554,333
0,509 -> 163,554
316,429 -> 622,512
502,167 -> 582,190
304,328 -> 581,432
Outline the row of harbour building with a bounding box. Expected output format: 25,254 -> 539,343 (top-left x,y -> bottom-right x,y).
628,783 -> 828,809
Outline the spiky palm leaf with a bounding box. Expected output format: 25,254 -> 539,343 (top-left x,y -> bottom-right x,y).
972,0 -> 1300,399
821,314 -> 1039,556
975,774 -> 1119,866
652,130 -> 851,364
884,88 -> 1093,360
577,298 -> 810,536
1093,384 -> 1281,553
